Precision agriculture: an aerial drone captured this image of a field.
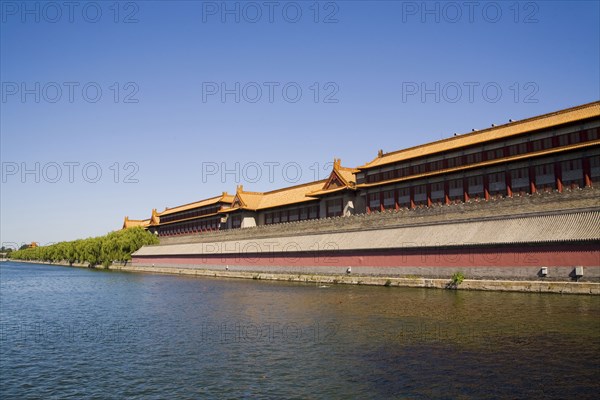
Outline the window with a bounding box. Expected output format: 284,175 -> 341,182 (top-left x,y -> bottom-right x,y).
558,134 -> 569,146
430,182 -> 445,203
429,160 -> 444,172
280,211 -> 289,223
382,170 -> 394,181
413,184 -> 427,205
397,187 -> 410,208
486,149 -> 504,160
431,182 -> 444,192
368,192 -> 381,211
447,156 -> 462,168
300,207 -> 309,221
561,159 -> 583,189
289,209 -> 299,222
508,143 -> 527,156
590,155 -> 600,184
535,163 -> 555,191
562,159 -> 582,172
535,164 -> 553,176
510,167 -> 529,192
488,172 -> 504,183
467,175 -> 484,197
532,138 -> 552,152
468,176 -> 483,186
414,184 -> 426,195
466,152 -> 482,164
510,167 -> 527,180
383,190 -> 395,210
488,172 -> 506,194
326,199 -> 343,217
569,132 -> 581,144
447,178 -> 463,201
412,164 -> 426,174
449,179 -> 462,190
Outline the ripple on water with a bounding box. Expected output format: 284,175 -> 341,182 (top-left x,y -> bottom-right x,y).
1,262 -> 599,399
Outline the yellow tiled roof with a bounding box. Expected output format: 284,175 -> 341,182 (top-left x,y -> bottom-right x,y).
359,101 -> 600,169
221,180 -> 325,212
234,190 -> 264,210
307,159 -> 358,196
336,167 -> 357,185
159,192 -> 234,216
149,209 -> 160,226
122,217 -> 150,229
258,180 -> 324,209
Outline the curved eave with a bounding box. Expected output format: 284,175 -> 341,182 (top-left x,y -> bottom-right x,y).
307,186 -> 356,197
219,207 -> 242,214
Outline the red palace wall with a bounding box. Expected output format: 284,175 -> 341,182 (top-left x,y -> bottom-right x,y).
133,243 -> 599,269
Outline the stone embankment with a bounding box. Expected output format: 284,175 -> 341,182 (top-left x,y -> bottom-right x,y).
5,260 -> 599,295
110,264 -> 600,295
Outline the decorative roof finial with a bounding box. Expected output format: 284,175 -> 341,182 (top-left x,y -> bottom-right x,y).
377,149 -> 384,158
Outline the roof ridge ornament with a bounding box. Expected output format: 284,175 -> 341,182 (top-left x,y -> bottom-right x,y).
378,149 -> 384,158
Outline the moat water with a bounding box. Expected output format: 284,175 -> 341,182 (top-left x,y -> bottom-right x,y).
1,261 -> 598,399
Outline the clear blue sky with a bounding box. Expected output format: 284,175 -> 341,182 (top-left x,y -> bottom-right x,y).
1,0 -> 599,247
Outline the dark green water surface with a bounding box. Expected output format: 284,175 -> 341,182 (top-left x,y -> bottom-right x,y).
1,261 -> 598,399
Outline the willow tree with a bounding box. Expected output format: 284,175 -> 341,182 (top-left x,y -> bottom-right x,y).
9,227 -> 158,268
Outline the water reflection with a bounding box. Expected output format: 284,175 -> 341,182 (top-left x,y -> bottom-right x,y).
1,262 -> 598,399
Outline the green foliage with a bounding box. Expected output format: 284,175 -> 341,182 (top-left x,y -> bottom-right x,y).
451,272 -> 465,286
8,227 -> 158,268
0,246 -> 13,253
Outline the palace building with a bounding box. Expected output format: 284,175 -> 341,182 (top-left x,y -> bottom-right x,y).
356,101 -> 599,212
124,101 -> 600,237
139,192 -> 235,237
218,158 -> 358,229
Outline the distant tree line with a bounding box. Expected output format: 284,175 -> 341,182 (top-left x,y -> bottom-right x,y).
8,227 -> 159,268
